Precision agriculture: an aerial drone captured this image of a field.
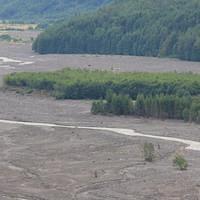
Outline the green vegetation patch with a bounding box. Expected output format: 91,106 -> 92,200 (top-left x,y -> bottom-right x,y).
4,68 -> 200,100
173,154 -> 188,170
0,34 -> 22,42
143,143 -> 155,162
92,91 -> 200,123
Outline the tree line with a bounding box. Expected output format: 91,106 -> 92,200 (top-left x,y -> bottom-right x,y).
4,69 -> 200,100
92,91 -> 200,124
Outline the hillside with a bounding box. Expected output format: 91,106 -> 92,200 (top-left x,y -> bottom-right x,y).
33,0 -> 200,61
0,0 -> 111,22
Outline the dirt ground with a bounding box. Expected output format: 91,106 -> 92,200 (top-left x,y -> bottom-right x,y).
0,31 -> 199,79
0,31 -> 200,199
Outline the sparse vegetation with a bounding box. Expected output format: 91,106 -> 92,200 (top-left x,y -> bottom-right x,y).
0,34 -> 23,43
0,34 -> 12,41
143,143 -> 155,162
173,154 -> 188,170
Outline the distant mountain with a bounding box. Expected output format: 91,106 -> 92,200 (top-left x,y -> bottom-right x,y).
0,0 -> 111,22
33,0 -> 200,61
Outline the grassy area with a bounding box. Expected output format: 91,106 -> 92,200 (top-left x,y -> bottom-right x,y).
4,68 -> 200,99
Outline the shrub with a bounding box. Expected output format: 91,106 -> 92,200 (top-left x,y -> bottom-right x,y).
143,143 -> 155,162
173,154 -> 188,170
91,91 -> 134,115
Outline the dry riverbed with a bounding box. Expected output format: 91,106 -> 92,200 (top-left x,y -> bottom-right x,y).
0,90 -> 200,199
0,31 -> 200,199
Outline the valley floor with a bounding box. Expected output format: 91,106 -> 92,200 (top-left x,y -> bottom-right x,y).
0,31 -> 200,199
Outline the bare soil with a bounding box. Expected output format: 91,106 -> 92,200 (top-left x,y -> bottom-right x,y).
0,31 -> 200,199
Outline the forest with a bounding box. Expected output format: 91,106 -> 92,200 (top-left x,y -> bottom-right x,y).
33,0 -> 200,61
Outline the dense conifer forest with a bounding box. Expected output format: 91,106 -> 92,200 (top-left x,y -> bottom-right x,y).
33,0 -> 200,61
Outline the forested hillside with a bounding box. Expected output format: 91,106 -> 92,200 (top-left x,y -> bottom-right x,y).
33,0 -> 200,61
0,0 -> 111,22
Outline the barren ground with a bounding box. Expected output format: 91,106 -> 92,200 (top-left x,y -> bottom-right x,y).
0,31 -> 200,200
